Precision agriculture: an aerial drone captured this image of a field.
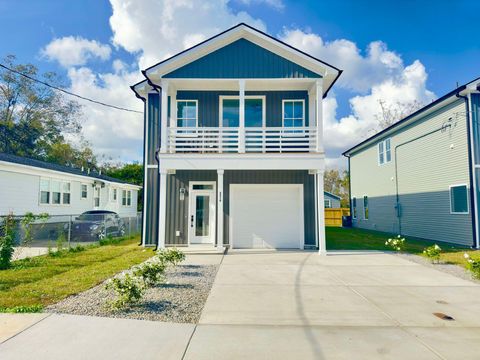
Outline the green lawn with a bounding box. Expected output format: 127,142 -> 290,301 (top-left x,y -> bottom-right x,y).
0,236 -> 154,310
326,226 -> 479,268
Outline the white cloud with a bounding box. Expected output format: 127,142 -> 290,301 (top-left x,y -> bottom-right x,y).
41,36 -> 111,67
235,0 -> 285,11
108,0 -> 266,69
281,28 -> 436,164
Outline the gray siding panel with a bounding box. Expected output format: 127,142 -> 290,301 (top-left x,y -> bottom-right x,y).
177,90 -> 309,127
350,99 -> 473,246
165,170 -> 316,247
164,39 -> 321,79
144,169 -> 159,246
147,93 -> 160,164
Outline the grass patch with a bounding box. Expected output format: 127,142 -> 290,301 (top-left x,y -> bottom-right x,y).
326,226 -> 478,269
0,236 -> 154,309
0,305 -> 43,313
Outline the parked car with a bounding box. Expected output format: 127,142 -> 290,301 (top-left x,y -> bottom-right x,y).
68,210 -> 125,241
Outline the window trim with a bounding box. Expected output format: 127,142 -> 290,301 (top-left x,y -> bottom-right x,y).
110,188 -> 117,202
122,189 -> 132,207
324,199 -> 332,208
449,184 -> 469,214
363,195 -> 369,220
80,183 -> 88,200
38,178 -> 71,206
176,99 -> 198,128
282,99 -> 305,128
219,95 -> 266,127
377,138 -> 392,166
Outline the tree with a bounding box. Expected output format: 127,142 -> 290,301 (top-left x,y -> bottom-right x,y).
324,169 -> 350,207
44,139 -> 97,169
104,163 -> 143,211
374,99 -> 424,130
0,55 -> 82,159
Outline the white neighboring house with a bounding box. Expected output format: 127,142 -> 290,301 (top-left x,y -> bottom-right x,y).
0,153 -> 141,217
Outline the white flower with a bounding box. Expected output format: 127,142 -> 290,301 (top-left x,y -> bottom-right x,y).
385,241 -> 389,245
397,235 -> 401,238
434,245 -> 440,250
464,253 -> 470,259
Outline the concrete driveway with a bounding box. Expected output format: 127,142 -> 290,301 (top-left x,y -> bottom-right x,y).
2,251 -> 480,359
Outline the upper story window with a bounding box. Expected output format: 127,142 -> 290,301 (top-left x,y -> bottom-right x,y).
450,184 -> 469,214
283,100 -> 305,128
378,138 -> 391,165
81,184 -> 88,199
39,178 -> 71,205
176,100 -> 198,127
220,96 -> 265,127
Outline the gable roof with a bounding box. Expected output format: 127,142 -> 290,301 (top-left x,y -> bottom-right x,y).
324,191 -> 341,200
0,153 -> 140,187
342,75 -> 480,157
140,23 -> 342,98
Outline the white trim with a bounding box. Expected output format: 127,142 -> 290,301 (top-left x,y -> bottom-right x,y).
449,184 -> 470,215
188,181 -> 216,246
219,95 -> 266,127
282,99 -> 305,127
146,164 -> 158,169
80,183 -> 88,200
217,170 -> 224,249
229,184 -> 304,250
468,93 -> 479,248
316,171 -> 326,255
175,99 -> 199,127
377,138 -> 392,166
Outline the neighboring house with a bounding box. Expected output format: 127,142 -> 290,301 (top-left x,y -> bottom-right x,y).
343,77 -> 480,248
324,191 -> 341,208
0,153 -> 141,217
131,23 -> 342,252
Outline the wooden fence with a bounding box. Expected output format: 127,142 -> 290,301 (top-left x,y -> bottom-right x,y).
325,208 -> 350,227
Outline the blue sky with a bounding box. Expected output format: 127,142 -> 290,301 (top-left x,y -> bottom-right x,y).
0,0 -> 478,165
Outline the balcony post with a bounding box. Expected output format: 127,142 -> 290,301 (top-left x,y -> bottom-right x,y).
217,169 -> 224,249
160,80 -> 169,154
169,87 -> 177,153
238,79 -> 246,153
308,87 -> 316,150
315,79 -> 323,153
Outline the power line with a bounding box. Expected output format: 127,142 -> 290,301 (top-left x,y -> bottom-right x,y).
0,63 -> 142,114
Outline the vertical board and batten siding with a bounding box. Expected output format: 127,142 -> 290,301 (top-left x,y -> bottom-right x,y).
164,39 -> 322,79
144,93 -> 161,246
164,170 -> 316,248
177,90 -> 309,127
350,98 -> 473,246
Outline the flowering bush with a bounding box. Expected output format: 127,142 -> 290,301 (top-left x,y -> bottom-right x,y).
423,244 -> 442,263
133,259 -> 167,286
105,273 -> 145,310
157,248 -> 186,266
385,235 -> 406,252
464,253 -> 480,279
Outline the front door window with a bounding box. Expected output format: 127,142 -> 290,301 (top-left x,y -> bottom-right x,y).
189,183 -> 216,244
195,195 -> 210,236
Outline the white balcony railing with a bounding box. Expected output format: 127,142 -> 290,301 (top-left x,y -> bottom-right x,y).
167,126 -> 318,154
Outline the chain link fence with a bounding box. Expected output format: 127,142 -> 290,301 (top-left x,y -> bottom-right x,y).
0,212 -> 142,260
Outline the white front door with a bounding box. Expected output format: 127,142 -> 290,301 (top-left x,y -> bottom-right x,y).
189,182 -> 216,244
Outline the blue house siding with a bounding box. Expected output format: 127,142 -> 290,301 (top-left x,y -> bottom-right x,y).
176,90 -> 309,127
164,39 -> 322,79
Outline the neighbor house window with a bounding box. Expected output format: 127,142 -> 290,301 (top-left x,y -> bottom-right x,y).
111,188 -> 117,202
283,100 -> 305,128
378,138 -> 391,165
363,195 -> 369,220
450,185 -> 469,214
39,178 -> 71,205
176,100 -> 198,127
94,187 -> 100,207
122,190 -> 132,206
81,184 -> 88,199
324,199 -> 332,208
352,197 -> 357,219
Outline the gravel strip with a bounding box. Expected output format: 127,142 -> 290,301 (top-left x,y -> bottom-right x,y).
46,264 -> 219,323
395,252 -> 480,284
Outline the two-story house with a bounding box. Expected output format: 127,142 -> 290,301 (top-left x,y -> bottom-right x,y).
131,23 -> 342,253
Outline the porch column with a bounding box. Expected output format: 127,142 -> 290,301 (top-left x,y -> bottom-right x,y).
315,79 -> 324,153
158,169 -> 167,249
238,79 -> 246,153
160,80 -> 169,154
217,169 -> 224,249
316,169 -> 327,255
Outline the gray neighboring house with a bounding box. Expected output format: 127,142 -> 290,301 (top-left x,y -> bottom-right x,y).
324,191 -> 341,208
343,77 -> 480,248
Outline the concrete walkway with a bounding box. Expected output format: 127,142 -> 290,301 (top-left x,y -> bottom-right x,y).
2,251 -> 480,359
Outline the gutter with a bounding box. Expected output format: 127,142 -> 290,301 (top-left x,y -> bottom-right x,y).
456,90 -> 478,248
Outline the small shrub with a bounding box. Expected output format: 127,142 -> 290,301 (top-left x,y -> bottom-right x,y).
0,214 -> 16,269
68,245 -> 86,253
157,248 -> 186,266
105,273 -> 145,309
464,253 -> 480,279
56,230 -> 66,251
133,260 -> 167,286
423,244 -> 442,263
0,305 -> 43,313
385,235 -> 406,252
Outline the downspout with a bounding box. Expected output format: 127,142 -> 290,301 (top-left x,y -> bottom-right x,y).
394,122 -> 453,235
457,91 -> 477,248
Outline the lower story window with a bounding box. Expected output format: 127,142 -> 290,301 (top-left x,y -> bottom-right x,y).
39,178 -> 70,205
94,187 -> 100,207
122,190 -> 132,206
324,199 -> 332,208
363,196 -> 369,220
450,184 -> 469,214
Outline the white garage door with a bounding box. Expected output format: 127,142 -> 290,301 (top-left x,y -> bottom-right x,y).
230,184 -> 304,249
